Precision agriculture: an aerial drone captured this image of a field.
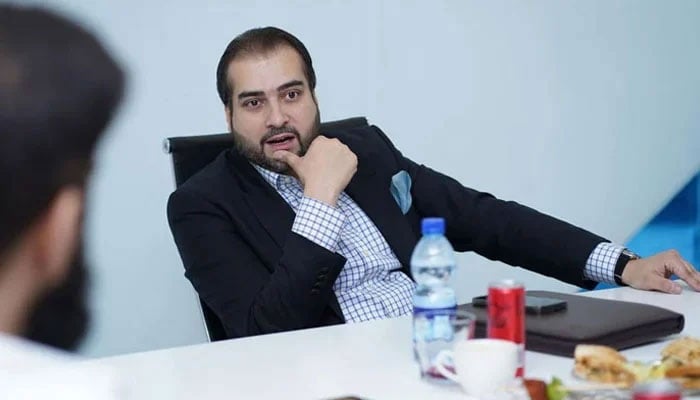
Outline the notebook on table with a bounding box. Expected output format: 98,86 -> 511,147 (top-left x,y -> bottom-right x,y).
458,290 -> 685,357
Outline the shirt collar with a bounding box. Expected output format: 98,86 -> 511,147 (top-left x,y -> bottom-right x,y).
252,163 -> 299,192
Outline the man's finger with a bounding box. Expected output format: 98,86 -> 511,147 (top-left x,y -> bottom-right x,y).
273,150 -> 301,170
683,260 -> 697,274
677,259 -> 700,291
647,274 -> 682,294
662,256 -> 700,292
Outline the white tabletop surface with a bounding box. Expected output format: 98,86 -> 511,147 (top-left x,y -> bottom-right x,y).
82,286 -> 700,399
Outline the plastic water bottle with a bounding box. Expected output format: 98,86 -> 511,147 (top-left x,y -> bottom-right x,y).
411,217 -> 458,380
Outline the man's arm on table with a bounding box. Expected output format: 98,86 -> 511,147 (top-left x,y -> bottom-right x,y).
369,126 -> 601,287
370,126 -> 700,292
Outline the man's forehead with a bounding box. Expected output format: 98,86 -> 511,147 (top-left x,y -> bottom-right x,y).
228,46 -> 306,95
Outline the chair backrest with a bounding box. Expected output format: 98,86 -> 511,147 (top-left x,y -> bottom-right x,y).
165,116 -> 369,341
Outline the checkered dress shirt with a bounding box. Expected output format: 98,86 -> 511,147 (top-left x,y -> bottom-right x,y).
253,165 -> 623,323
254,165 -> 415,323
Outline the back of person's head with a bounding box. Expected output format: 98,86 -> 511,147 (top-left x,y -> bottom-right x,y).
216,26 -> 316,107
0,5 -> 124,350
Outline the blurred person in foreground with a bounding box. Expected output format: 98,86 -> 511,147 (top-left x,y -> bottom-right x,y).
0,4 -> 124,398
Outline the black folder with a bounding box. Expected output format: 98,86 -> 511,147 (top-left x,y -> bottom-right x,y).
458,290 -> 685,357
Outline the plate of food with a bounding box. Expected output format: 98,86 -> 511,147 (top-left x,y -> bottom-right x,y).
573,337 -> 700,389
542,336 -> 700,400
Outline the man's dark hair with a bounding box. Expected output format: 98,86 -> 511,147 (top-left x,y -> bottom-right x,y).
0,5 -> 124,260
216,26 -> 316,107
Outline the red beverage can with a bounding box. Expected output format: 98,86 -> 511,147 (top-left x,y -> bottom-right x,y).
632,380 -> 682,400
487,280 -> 525,377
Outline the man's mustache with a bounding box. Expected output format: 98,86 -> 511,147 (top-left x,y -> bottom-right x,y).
259,126 -> 301,147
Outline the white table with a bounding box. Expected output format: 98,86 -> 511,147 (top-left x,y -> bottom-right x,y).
83,286 -> 700,399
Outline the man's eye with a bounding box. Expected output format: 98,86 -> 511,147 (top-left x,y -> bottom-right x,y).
244,99 -> 261,108
286,91 -> 299,100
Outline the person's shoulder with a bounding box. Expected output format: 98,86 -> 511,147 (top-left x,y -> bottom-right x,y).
323,124 -> 392,150
170,149 -> 236,199
167,148 -> 248,217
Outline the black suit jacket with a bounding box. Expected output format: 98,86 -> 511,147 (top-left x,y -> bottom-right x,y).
167,125 -> 606,339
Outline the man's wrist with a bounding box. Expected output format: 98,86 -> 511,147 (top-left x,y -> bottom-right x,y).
304,184 -> 341,207
614,249 -> 641,286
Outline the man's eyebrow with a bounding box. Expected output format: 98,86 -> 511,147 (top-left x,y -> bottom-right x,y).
277,80 -> 304,92
237,90 -> 264,100
236,80 -> 303,100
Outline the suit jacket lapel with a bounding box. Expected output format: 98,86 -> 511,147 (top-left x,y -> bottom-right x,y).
226,150 -> 294,257
345,153 -> 419,271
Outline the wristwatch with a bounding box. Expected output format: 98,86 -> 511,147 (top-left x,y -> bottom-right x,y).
614,248 -> 641,286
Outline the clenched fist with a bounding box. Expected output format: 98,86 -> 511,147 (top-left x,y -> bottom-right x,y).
273,136 -> 358,206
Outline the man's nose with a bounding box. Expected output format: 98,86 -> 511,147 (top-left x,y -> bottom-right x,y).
266,100 -> 289,128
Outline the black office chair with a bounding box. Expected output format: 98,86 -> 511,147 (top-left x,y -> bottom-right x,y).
164,117 -> 369,341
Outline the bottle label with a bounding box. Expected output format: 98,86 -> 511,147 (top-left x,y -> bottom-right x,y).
413,306 -> 457,342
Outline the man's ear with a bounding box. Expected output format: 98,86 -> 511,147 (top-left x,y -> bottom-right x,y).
30,186 -> 83,287
224,106 -> 233,132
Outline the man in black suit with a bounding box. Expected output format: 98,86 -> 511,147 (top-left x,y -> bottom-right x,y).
168,27 -> 700,339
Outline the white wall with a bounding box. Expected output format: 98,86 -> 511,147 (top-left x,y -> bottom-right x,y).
22,0 -> 700,357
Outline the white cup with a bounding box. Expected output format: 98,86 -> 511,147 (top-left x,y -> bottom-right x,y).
434,338 -> 519,397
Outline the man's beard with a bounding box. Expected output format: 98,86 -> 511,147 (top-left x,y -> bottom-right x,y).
232,110 -> 321,174
23,241 -> 89,351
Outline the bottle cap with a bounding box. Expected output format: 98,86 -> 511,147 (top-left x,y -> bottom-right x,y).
421,217 -> 445,235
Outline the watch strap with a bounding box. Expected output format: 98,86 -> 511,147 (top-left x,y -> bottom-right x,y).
614,249 -> 640,286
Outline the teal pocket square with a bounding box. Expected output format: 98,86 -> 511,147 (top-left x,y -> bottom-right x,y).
390,170 -> 412,214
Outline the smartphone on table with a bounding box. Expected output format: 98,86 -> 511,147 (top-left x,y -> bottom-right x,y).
471,295 -> 567,315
